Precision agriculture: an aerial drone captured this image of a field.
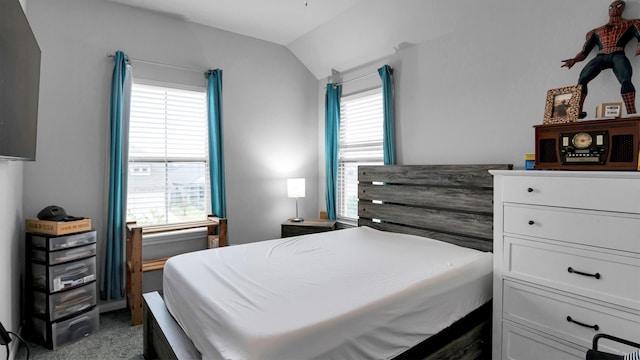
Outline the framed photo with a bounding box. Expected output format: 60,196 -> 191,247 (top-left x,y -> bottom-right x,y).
543,85 -> 582,124
596,102 -> 622,118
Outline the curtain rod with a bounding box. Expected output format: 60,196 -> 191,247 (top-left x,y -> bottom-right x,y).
330,66 -> 391,85
107,53 -> 205,74
336,71 -> 377,85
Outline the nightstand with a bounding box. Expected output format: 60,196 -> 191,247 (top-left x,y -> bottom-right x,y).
281,219 -> 337,238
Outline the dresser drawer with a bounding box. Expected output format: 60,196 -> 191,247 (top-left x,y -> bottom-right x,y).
32,282 -> 96,321
504,204 -> 640,253
502,321 -> 585,360
31,306 -> 99,350
504,280 -> 640,354
500,175 -> 640,213
505,237 -> 640,309
29,230 -> 97,251
32,257 -> 96,293
31,243 -> 97,265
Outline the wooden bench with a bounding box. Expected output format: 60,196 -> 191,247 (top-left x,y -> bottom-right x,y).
126,215 -> 227,325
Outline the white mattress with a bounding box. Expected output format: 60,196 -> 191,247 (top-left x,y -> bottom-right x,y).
163,226 -> 493,360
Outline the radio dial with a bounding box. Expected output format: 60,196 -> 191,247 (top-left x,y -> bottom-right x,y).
572,132 -> 593,149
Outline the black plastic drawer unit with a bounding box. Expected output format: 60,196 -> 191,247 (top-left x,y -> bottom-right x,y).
31,256 -> 96,293
30,306 -> 99,350
26,228 -> 100,349
28,230 -> 96,251
31,242 -> 96,265
32,282 -> 96,321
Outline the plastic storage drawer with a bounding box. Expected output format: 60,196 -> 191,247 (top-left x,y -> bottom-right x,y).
31,243 -> 96,265
31,306 -> 99,349
31,257 -> 96,293
29,230 -> 96,251
32,282 -> 96,321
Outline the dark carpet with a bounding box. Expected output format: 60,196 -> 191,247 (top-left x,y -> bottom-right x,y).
15,309 -> 143,360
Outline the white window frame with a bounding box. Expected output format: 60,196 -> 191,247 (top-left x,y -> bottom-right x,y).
337,87 -> 384,223
126,80 -> 211,226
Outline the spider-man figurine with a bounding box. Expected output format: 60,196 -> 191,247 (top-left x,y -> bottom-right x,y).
562,0 -> 640,118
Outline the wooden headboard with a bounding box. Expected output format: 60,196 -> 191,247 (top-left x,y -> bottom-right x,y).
358,164 -> 512,252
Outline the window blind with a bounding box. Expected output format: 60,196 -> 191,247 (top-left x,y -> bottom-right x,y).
338,88 -> 384,221
127,82 -> 210,226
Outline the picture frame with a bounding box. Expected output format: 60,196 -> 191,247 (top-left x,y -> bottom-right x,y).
543,85 -> 582,124
596,102 -> 622,118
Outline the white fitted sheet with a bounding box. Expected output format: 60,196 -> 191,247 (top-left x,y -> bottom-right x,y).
163,226 -> 493,360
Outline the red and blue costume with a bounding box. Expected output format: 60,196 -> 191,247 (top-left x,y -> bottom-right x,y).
563,0 -> 640,117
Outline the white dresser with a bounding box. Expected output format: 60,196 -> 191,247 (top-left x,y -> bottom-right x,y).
491,170 -> 640,360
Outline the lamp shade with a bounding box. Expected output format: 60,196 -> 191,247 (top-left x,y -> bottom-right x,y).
287,178 -> 305,198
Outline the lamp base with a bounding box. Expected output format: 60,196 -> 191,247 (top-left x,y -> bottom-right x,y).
291,218 -> 304,223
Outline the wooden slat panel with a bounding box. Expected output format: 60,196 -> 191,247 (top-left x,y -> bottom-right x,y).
356,164 -> 512,253
359,184 -> 493,214
128,218 -> 221,235
142,257 -> 171,272
359,164 -> 512,186
359,202 -> 492,240
358,219 -> 492,252
424,320 -> 490,360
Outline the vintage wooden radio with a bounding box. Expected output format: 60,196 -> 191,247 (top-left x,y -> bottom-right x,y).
534,117 -> 640,170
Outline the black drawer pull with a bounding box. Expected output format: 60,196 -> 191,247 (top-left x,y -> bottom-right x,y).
527,187 -> 534,193
528,220 -> 535,225
567,316 -> 599,331
568,267 -> 601,279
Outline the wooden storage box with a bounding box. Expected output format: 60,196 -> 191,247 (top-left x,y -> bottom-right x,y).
26,218 -> 92,235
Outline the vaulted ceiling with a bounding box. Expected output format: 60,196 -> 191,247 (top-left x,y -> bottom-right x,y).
103,0 -> 441,79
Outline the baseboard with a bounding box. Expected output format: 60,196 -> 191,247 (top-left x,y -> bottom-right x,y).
98,298 -> 126,313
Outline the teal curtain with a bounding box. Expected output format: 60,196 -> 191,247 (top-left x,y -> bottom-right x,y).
206,69 -> 226,218
103,50 -> 131,300
325,84 -> 341,220
378,65 -> 395,165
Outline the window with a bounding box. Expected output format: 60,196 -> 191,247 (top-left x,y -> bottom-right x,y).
127,82 -> 210,226
338,88 -> 384,221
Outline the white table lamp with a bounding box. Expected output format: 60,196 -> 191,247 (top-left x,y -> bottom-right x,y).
287,178 -> 305,222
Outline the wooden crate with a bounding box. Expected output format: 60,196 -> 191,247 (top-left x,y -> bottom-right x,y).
26,218 -> 92,235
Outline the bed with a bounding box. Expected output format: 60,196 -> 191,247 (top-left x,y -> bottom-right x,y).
142,164 -> 512,359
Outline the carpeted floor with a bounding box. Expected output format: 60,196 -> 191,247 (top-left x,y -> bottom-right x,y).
15,308 -> 143,360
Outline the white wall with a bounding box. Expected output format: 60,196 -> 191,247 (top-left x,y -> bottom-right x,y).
0,1 -> 27,355
23,0 -> 319,308
388,0 -> 631,167
317,0 -> 640,207
0,161 -> 24,351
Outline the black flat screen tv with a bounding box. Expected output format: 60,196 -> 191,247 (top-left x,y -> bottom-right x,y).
0,0 -> 41,161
